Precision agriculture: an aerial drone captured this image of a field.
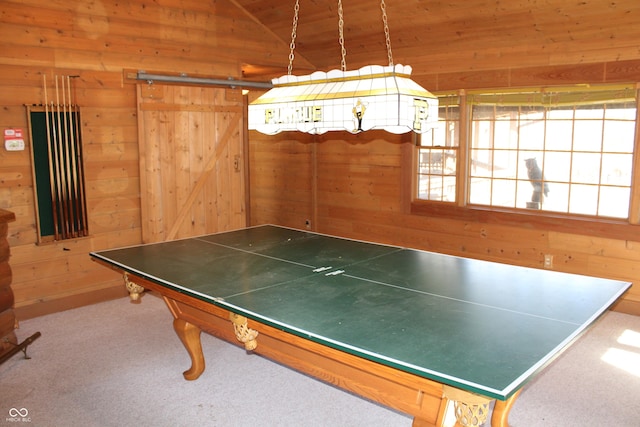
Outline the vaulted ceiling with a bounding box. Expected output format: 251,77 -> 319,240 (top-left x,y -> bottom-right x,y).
235,0 -> 640,83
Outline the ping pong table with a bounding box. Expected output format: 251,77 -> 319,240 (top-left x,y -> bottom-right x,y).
90,225 -> 630,427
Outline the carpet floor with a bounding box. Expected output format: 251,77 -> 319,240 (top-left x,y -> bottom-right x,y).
1,294 -> 639,426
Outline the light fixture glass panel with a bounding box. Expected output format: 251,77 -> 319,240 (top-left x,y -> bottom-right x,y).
248,65 -> 438,135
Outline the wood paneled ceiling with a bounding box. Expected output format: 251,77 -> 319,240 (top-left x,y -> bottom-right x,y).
234,0 -> 640,81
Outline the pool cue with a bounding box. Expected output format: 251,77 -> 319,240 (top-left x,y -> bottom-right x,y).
43,75 -> 60,240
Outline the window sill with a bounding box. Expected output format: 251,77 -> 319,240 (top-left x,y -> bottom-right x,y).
410,201 -> 639,242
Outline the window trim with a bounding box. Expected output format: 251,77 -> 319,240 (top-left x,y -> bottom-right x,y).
407,85 -> 640,241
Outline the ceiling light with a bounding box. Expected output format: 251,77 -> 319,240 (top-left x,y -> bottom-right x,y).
248,0 -> 438,135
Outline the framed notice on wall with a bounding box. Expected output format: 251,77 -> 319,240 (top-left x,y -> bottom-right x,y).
4,128 -> 25,151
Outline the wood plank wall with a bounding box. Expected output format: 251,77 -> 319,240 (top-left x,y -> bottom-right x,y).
0,0 -> 289,318
2,0 -> 640,318
243,7 -> 640,320
250,120 -> 640,315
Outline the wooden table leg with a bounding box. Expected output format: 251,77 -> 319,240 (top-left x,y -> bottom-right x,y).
441,385 -> 521,427
123,272 -> 145,302
491,390 -> 521,427
443,385 -> 492,427
173,317 -> 205,380
229,312 -> 259,351
412,416 -> 439,427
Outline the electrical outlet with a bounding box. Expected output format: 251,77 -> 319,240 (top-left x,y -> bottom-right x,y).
305,219 -> 311,229
544,254 -> 553,269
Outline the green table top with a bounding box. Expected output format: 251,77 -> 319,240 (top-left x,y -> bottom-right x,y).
91,225 -> 631,400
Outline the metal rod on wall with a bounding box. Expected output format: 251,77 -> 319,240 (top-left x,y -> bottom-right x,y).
136,72 -> 273,89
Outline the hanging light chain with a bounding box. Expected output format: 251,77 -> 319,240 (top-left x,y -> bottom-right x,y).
380,0 -> 394,67
288,0 -> 392,73
288,0 -> 300,75
337,0 -> 347,71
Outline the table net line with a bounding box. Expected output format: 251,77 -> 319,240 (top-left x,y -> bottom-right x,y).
193,236 -> 583,326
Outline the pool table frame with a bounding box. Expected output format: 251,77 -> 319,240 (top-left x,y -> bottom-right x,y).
111,267 -> 520,427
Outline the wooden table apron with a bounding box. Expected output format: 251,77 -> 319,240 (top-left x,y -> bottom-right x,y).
98,261 -> 520,427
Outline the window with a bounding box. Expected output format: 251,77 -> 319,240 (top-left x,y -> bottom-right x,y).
415,85 -> 638,222
27,78 -> 88,243
416,94 -> 460,202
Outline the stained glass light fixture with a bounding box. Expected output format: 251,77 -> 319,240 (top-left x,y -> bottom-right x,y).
248,0 -> 438,135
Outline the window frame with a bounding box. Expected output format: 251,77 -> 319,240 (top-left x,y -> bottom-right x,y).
415,94 -> 462,203
408,85 -> 640,241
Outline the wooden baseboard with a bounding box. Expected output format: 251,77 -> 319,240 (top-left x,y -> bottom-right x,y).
611,298 -> 640,317
14,286 -> 129,321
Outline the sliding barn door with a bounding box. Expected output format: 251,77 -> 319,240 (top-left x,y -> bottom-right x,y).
136,84 -> 247,243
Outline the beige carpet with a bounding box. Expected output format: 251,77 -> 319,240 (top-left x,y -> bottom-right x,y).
1,294 -> 639,426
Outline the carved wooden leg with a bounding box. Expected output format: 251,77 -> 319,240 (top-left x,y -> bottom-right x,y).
443,385 -> 492,427
491,390 -> 521,427
229,312 -> 259,350
173,318 -> 205,380
123,272 -> 145,302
